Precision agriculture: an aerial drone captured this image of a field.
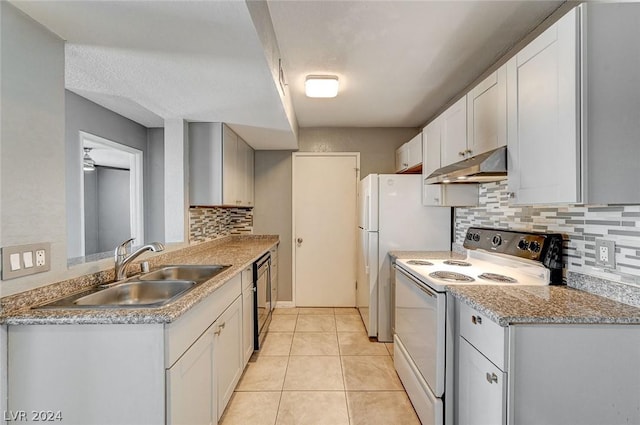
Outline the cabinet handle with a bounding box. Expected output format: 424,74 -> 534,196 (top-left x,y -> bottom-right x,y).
486,372 -> 498,384
465,149 -> 473,155
471,315 -> 482,325
214,322 -> 226,336
458,151 -> 465,157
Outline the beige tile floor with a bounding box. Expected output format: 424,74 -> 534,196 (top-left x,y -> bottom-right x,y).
220,307 -> 421,425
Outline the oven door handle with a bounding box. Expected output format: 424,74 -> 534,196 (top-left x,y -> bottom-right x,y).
395,265 -> 437,298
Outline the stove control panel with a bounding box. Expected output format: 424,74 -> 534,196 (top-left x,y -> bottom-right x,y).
464,227 -> 564,283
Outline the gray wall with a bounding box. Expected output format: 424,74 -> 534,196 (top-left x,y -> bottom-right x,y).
65,90 -> 165,258
146,128 -> 165,243
0,2 -> 66,296
66,90 -> 146,258
83,169 -> 99,255
97,167 -> 131,253
253,127 -> 418,302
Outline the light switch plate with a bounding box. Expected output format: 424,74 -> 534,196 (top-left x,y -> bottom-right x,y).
1,242 -> 51,280
595,239 -> 616,268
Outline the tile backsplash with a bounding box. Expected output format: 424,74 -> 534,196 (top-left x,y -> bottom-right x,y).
454,181 -> 640,306
189,207 -> 253,243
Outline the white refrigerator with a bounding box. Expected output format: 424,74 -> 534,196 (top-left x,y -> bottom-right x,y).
357,174 -> 451,342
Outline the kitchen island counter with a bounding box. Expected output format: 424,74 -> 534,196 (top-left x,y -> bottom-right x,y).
1,235 -> 278,325
448,284 -> 640,327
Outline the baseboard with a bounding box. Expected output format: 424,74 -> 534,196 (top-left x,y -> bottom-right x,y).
275,301 -> 295,308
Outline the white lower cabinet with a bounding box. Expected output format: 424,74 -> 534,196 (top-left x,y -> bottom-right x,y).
8,272 -> 249,425
214,297 -> 243,420
241,266 -> 254,366
457,300 -> 640,425
458,338 -> 506,425
167,326 -> 216,425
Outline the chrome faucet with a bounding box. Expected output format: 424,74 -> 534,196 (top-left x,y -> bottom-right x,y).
114,238 -> 165,280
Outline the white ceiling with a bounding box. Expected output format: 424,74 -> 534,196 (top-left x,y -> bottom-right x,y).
12,0 -> 565,149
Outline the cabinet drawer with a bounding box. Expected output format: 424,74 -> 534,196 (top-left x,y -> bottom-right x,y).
458,302 -> 506,369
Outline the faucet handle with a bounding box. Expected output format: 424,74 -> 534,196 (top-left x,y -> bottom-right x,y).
115,238 -> 135,260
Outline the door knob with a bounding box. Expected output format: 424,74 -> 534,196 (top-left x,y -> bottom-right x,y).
297,238 -> 303,243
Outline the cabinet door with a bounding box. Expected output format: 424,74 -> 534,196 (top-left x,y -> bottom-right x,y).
458,338 -> 506,425
441,97 -> 468,166
422,120 -> 443,206
215,296 -> 243,420
507,8 -> 580,205
167,327 -> 216,425
406,133 -> 423,169
467,66 -> 507,156
395,144 -> 409,173
270,247 -> 278,309
222,125 -> 238,206
246,143 -> 254,206
236,137 -> 248,205
242,285 -> 254,365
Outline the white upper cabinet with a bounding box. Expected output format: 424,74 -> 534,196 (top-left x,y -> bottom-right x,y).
395,133 -> 423,173
190,123 -> 255,207
507,3 -> 640,205
467,66 -> 507,156
422,118 -> 478,207
506,8 -> 579,205
441,97 -> 468,167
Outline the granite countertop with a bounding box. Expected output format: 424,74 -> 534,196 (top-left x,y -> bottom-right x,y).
388,250 -> 465,261
1,235 -> 278,325
448,285 -> 640,327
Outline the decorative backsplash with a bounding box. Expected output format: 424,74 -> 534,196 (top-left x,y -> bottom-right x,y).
189,207 -> 253,243
454,181 -> 640,306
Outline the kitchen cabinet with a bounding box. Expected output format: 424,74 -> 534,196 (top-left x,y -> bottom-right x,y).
456,301 -> 640,425
422,118 -> 478,207
190,122 -> 255,207
466,66 -> 507,156
241,266 -> 254,365
440,97 -> 468,167
8,273 -> 245,425
214,296 -> 243,420
507,4 -> 640,205
270,245 -> 279,309
395,133 -> 422,173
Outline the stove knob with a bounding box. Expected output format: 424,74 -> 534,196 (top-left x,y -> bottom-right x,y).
517,239 -> 529,250
491,235 -> 502,247
529,241 -> 541,253
473,233 -> 480,242
466,233 -> 473,241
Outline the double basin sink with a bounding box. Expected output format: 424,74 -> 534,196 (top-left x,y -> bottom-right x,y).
37,265 -> 230,309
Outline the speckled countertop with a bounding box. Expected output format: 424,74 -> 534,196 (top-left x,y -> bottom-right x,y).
1,235 -> 278,325
388,251 -> 465,261
448,285 -> 640,327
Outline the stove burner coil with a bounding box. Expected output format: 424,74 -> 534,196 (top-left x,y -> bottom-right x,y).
406,260 -> 434,266
478,273 -> 517,283
443,260 -> 472,267
429,271 -> 475,282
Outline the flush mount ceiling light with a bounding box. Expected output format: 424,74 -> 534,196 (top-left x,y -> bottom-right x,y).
83,147 -> 96,171
305,75 -> 339,98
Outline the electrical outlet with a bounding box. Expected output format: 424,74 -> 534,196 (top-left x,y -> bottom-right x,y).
35,249 -> 46,267
1,242 -> 51,280
595,239 -> 616,268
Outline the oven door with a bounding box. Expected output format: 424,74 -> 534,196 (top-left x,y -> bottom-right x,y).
394,265 -> 446,397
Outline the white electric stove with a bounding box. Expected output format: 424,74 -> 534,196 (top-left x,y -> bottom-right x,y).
393,227 -> 564,425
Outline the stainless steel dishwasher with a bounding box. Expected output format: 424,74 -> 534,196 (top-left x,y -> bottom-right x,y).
253,252 -> 272,349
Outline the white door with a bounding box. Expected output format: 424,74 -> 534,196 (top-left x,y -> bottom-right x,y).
441,96 -> 468,166
293,153 -> 359,307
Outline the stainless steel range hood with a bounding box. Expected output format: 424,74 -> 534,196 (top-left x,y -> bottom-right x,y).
425,146 -> 507,184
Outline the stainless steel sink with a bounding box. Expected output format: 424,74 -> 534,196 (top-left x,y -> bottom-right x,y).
139,265 -> 229,284
73,280 -> 195,307
35,264 -> 230,309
